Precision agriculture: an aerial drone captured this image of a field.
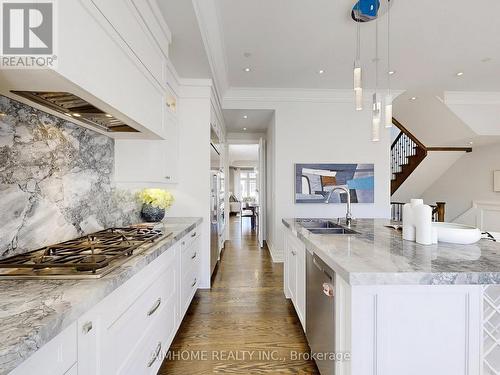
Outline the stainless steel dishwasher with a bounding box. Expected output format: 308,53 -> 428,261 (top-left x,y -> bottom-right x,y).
306,250 -> 335,375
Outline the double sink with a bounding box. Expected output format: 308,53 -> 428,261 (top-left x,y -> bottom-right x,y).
297,219 -> 359,235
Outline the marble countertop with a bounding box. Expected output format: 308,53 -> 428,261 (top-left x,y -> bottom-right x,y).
0,217 -> 202,375
283,218 -> 500,286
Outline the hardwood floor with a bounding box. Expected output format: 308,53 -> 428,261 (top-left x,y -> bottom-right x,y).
158,215 -> 319,374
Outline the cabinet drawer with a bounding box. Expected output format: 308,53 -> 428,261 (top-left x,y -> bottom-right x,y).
101,268 -> 175,369
181,239 -> 200,274
119,290 -> 177,375
180,227 -> 200,252
181,271 -> 198,315
10,323 -> 77,375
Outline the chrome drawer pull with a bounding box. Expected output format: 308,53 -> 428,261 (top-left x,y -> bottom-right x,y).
82,321 -> 93,334
191,252 -> 197,259
191,278 -> 197,287
147,298 -> 162,316
191,231 -> 196,238
147,342 -> 162,368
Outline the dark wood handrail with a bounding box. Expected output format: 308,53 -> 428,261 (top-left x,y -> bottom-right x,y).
392,118 -> 427,150
391,130 -> 404,149
426,147 -> 472,153
392,118 -> 473,153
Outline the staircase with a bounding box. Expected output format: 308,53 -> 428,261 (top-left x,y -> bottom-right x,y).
391,118 -> 472,195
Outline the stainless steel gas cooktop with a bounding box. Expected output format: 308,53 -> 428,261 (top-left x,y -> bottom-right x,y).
0,225 -> 171,279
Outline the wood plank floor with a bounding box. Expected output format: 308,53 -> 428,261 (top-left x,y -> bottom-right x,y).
158,215 -> 319,374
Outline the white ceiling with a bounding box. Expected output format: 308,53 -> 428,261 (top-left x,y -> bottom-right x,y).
223,109 -> 274,132
228,144 -> 259,167
215,0 -> 500,91
156,0 -> 211,78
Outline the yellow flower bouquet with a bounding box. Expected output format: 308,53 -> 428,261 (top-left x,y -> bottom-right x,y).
137,188 -> 174,222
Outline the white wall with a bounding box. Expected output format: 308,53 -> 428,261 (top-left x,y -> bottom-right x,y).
266,113 -> 277,259
224,90 -> 391,261
394,91 -> 475,147
167,87 -> 212,288
392,151 -> 465,203
421,142 -> 500,221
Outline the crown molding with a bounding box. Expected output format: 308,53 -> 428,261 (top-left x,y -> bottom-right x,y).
223,87 -> 405,106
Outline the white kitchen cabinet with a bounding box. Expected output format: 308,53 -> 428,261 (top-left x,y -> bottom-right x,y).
284,229 -> 306,330
179,228 -> 201,318
57,0 -> 167,138
114,102 -> 179,184
11,225 -> 201,375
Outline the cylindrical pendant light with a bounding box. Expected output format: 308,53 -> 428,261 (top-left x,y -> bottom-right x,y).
372,93 -> 381,142
353,2 -> 362,111
372,6 -> 381,142
385,0 -> 393,128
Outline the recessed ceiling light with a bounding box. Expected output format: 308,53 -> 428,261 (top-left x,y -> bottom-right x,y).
105,114 -> 112,118
65,113 -> 72,116
243,67 -> 251,72
72,113 -> 81,117
243,115 -> 248,119
456,72 -> 464,77
0,112 -> 5,116
318,69 -> 325,74
243,127 -> 247,131
388,70 -> 396,75
409,96 -> 417,101
469,141 -> 474,145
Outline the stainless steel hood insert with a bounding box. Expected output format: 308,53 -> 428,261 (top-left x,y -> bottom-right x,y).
11,91 -> 139,133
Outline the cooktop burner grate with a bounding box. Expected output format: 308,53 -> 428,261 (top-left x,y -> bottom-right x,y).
0,226 -> 169,279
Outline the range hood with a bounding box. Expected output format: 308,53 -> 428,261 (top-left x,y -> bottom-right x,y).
10,91 -> 138,133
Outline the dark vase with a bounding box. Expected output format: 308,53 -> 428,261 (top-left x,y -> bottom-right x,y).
141,203 -> 165,223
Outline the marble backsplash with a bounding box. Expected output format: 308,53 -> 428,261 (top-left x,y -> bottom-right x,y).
0,95 -> 141,259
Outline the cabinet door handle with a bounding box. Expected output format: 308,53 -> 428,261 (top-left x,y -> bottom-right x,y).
181,241 -> 185,246
147,342 -> 162,368
191,231 -> 197,238
291,250 -> 297,256
147,298 -> 162,316
191,278 -> 197,287
82,321 -> 93,334
165,176 -> 171,180
191,252 -> 197,259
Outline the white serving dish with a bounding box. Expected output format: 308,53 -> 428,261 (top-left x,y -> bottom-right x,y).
432,222 -> 482,245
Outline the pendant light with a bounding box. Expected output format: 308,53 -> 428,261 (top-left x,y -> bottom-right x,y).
372,10 -> 381,142
384,0 -> 393,128
353,2 -> 362,111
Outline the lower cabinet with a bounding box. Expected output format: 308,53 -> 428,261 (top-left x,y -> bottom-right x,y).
284,228 -> 306,330
12,225 -> 200,375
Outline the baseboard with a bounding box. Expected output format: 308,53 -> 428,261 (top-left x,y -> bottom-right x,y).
266,240 -> 284,263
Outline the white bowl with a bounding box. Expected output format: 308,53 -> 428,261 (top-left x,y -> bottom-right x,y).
432,222 -> 482,245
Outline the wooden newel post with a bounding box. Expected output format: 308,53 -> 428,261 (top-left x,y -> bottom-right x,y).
435,202 -> 446,222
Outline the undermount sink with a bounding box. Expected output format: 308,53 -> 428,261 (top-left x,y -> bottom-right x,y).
295,219 -> 359,235
298,220 -> 342,229
307,227 -> 359,235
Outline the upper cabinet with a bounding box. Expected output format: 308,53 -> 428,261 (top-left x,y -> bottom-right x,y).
0,0 -> 174,139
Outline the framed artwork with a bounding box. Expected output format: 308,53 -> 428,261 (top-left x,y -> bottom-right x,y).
495,171 -> 500,192
295,163 -> 374,204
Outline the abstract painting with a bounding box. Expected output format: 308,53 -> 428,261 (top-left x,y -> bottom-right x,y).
295,163 -> 374,204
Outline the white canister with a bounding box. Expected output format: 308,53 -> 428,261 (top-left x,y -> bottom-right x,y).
414,203 -> 433,245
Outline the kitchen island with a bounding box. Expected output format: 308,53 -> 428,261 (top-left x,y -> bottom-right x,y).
283,218 -> 500,375
0,217 -> 202,375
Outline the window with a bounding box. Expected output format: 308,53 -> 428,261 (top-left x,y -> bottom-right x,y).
240,171 -> 258,199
